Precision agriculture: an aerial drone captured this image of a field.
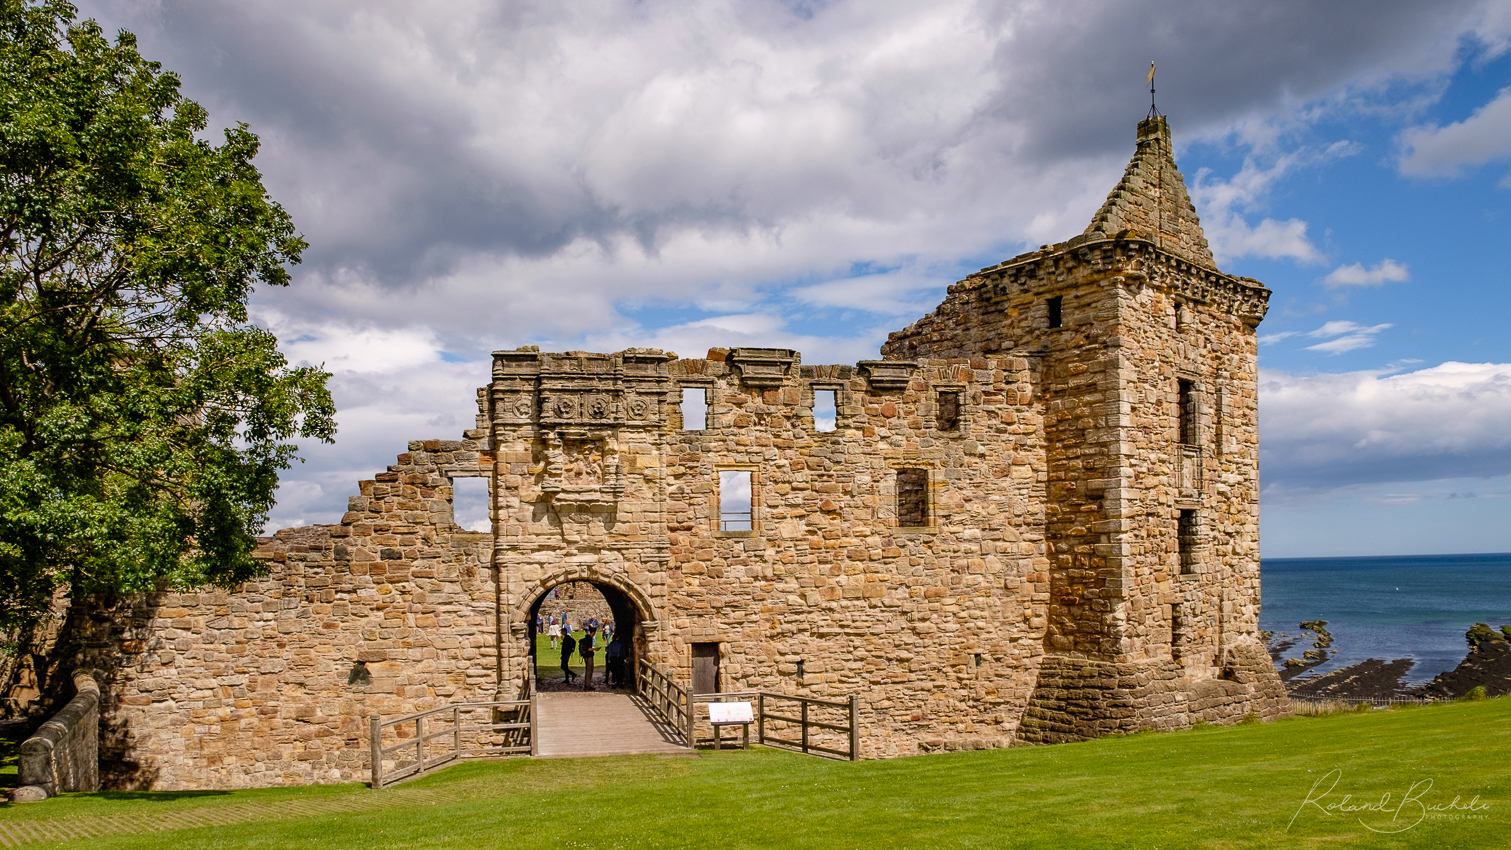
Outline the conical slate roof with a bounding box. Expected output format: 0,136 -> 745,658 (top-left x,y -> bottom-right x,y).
1084,116 -> 1215,269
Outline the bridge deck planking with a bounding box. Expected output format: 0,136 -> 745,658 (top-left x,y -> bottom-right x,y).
534,691 -> 688,757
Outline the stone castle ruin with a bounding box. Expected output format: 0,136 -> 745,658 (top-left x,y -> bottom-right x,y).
86,116 -> 1286,789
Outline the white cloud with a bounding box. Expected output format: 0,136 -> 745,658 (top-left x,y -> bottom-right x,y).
62,0 -> 1511,531
1190,154 -> 1327,264
1322,259 -> 1411,288
1260,361 -> 1511,493
1397,85 -> 1511,178
1259,331 -> 1299,345
1303,320 -> 1393,353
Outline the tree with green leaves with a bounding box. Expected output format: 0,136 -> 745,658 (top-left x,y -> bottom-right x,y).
0,1 -> 335,634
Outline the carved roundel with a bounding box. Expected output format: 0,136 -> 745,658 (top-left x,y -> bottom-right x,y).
588,397 -> 610,419
551,397 -> 576,419
512,397 -> 533,419
626,396 -> 649,420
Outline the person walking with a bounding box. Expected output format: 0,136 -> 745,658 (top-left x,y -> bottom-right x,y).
580,626 -> 597,690
559,630 -> 578,684
548,616 -> 561,649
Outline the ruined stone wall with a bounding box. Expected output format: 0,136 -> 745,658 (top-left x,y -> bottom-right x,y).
488,348 -> 1051,756
98,440 -> 497,790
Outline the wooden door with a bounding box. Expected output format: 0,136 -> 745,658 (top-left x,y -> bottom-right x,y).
692,642 -> 720,695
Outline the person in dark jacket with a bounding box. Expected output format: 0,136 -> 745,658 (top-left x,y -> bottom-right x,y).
606,632 -> 627,688
559,631 -> 578,683
580,626 -> 598,690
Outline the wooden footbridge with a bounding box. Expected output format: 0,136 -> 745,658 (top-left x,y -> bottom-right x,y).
368,661 -> 860,787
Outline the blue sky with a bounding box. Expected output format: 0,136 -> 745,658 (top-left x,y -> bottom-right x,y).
81,0 -> 1511,557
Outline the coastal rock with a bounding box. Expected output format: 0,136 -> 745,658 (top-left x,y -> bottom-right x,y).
1414,633 -> 1511,699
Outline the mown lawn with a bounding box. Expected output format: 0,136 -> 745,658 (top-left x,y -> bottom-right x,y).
2,697 -> 1507,849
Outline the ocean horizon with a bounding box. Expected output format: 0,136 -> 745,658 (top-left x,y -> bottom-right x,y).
1259,551 -> 1511,686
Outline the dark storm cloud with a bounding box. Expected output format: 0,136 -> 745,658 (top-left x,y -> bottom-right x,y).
80,0 -> 1502,291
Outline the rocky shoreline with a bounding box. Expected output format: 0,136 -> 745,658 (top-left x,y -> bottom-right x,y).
1268,621 -> 1511,701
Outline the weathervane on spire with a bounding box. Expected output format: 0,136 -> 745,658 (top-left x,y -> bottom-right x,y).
1147,62 -> 1161,118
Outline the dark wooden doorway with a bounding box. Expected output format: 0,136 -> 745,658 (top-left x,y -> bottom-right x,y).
691,642 -> 720,695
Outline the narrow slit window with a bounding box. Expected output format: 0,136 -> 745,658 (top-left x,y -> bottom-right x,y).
1047,295 -> 1063,329
1178,379 -> 1196,445
1178,509 -> 1198,575
936,391 -> 960,431
719,471 -> 753,532
1171,604 -> 1186,660
813,389 -> 837,433
682,387 -> 708,431
896,468 -> 929,528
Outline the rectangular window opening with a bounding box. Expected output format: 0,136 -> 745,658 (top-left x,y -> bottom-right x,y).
1178,509 -> 1198,575
896,468 -> 929,528
450,477 -> 491,532
682,387 -> 708,431
1178,379 -> 1196,445
814,389 -> 837,433
719,470 -> 753,532
936,390 -> 960,432
1047,295 -> 1063,329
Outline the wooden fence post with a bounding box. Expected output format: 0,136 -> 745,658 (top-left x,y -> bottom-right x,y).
453,706 -> 461,760
415,715 -> 425,769
757,692 -> 765,746
369,715 -> 383,789
848,694 -> 860,761
529,690 -> 539,757
801,700 -> 809,754
684,690 -> 695,748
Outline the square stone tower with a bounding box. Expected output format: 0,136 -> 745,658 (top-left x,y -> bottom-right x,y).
883,116 -> 1280,740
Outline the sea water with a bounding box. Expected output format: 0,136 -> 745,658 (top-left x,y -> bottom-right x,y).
1259,552 -> 1511,686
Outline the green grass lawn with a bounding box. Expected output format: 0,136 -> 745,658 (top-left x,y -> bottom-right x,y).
2,697 -> 1507,848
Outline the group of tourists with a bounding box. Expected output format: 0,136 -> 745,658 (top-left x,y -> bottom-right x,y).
552,622 -> 630,690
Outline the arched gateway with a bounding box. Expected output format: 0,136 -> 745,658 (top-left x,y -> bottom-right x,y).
511,566 -> 660,690
91,116 -> 1288,790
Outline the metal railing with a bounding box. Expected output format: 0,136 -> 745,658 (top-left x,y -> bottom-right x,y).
369,695 -> 535,789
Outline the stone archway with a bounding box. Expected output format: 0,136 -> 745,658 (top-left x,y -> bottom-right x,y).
510,567 -> 659,693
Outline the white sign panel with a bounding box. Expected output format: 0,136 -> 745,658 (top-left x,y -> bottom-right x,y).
708,701 -> 754,724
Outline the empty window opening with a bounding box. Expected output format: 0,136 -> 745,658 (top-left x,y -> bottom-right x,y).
682,387 -> 708,430
936,391 -> 960,431
896,468 -> 929,527
1178,509 -> 1198,575
1177,379 -> 1196,445
719,470 -> 753,531
813,389 -> 837,433
1047,296 -> 1063,329
451,477 -> 491,532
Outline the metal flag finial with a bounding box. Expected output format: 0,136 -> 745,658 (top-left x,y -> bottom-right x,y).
1147,62 -> 1161,118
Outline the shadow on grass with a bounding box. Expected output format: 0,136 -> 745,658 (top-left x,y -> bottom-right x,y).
84,790 -> 233,802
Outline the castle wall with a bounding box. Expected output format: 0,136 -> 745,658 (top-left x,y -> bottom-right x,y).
884,233 -> 1284,739
96,441 -> 497,790
490,349 -> 1051,757
85,116 -> 1288,788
